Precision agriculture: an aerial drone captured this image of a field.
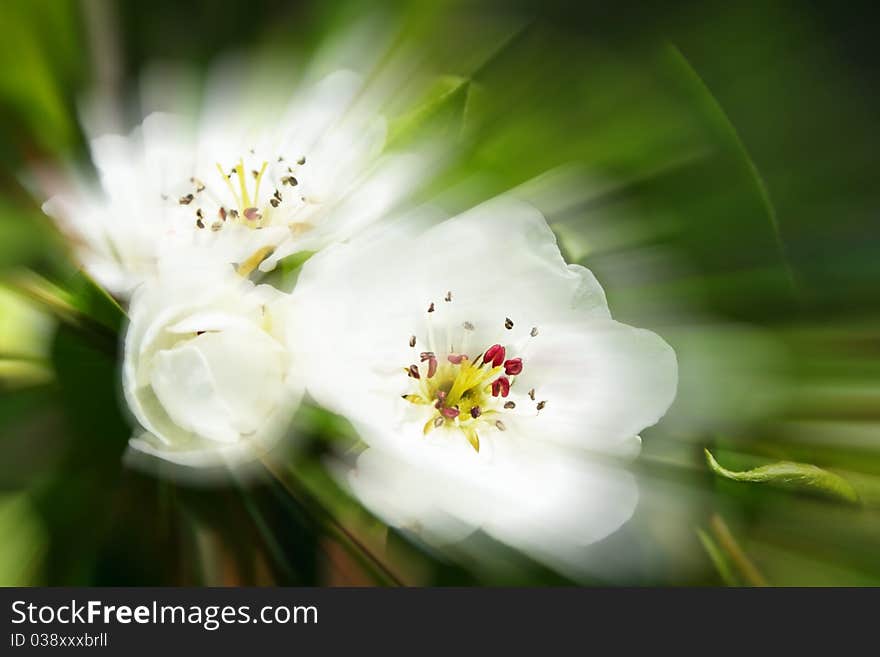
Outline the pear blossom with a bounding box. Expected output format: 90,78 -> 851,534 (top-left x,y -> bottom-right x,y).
289,199 -> 678,571
41,69 -> 418,296
122,258 -> 302,468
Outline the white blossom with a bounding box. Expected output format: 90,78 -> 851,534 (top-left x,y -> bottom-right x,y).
42,69 -> 419,296
288,199 -> 678,572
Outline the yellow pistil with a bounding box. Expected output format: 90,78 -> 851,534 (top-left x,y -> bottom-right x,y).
235,159 -> 251,208
445,359 -> 501,408
405,357 -> 504,452
462,425 -> 480,452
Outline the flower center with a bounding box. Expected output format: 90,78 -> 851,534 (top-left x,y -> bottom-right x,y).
169,152 -> 316,236
402,293 -> 546,452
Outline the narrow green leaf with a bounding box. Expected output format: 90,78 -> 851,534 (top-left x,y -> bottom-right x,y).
709,513 -> 769,586
62,269 -> 126,333
696,528 -> 739,586
386,76 -> 471,149
666,44 -> 799,299
705,449 -> 860,505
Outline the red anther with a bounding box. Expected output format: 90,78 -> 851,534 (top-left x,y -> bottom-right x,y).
470,406 -> 482,419
447,353 -> 465,364
419,351 -> 435,362
491,376 -> 510,398
504,358 -> 523,376
441,406 -> 460,419
436,390 -> 447,401
427,356 -> 438,378
407,364 -> 420,379
484,344 -> 506,367
243,207 -> 262,222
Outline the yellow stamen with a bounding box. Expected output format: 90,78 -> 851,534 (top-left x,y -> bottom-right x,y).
252,161 -> 268,208
236,246 -> 275,277
216,163 -> 241,209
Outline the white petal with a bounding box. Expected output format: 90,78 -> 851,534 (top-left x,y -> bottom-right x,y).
275,69 -> 364,155
342,440 -> 639,560
150,342 -> 241,443
259,152 -> 423,271
165,311 -> 261,335
514,318 -> 678,452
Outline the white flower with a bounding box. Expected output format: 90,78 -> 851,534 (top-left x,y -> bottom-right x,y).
41,69 -> 419,296
123,259 -> 302,468
288,199 -> 677,573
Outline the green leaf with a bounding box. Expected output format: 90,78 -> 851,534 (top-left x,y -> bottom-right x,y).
257,249 -> 316,292
62,269 -> 126,334
386,76 -> 471,149
3,269 -> 124,351
705,449 -> 860,505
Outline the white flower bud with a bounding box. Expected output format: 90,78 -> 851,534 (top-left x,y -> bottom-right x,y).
122,262 -> 302,468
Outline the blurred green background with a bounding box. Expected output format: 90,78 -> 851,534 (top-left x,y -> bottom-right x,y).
1,0 -> 879,585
